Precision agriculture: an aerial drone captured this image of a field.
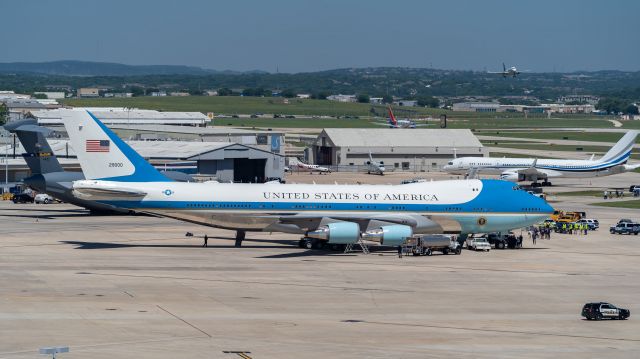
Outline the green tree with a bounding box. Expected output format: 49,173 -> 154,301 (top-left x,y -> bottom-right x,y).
129,86 -> 144,97
596,97 -> 627,114
313,91 -> 329,100
416,96 -> 440,108
281,89 -> 296,98
625,104 -> 639,115
357,94 -> 370,103
218,87 -> 233,96
0,103 -> 7,125
382,94 -> 393,104
32,93 -> 48,99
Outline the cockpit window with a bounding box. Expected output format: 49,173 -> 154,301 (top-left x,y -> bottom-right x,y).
447,161 -> 453,165
512,185 -> 521,191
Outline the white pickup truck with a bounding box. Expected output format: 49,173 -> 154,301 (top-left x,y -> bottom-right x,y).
466,237 -> 491,251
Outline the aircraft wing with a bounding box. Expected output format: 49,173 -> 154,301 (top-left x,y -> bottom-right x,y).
264,212 -> 443,233
514,167 -> 563,179
72,181 -> 147,201
467,167 -> 479,179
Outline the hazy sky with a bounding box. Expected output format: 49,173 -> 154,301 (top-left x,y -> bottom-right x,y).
2,0 -> 639,73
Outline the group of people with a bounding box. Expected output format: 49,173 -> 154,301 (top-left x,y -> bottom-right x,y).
603,190 -> 624,199
554,222 -> 590,235
528,225 -> 552,244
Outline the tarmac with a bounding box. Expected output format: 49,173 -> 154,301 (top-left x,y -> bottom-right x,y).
1,172 -> 640,358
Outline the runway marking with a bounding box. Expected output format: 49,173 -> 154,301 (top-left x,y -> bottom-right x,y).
304,259 -> 626,277
223,351 -> 253,358
0,335 -> 203,356
123,291 -> 134,298
156,305 -> 212,338
343,320 -> 640,342
77,272 -> 414,293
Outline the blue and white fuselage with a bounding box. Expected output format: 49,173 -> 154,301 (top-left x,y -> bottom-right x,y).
444,131 -> 640,182
62,108 -> 553,244
73,178 -> 552,235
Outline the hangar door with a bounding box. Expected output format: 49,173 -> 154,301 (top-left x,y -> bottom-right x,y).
316,147 -> 333,165
234,158 -> 266,183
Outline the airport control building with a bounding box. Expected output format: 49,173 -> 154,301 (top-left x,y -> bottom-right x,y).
311,128 -> 487,171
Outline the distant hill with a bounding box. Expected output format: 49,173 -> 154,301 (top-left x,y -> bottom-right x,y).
0,60 -> 268,76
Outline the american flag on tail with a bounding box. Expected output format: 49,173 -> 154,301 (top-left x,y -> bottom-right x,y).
86,140 -> 110,152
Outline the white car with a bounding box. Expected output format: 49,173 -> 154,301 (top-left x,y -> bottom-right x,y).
576,218 -> 599,230
466,237 -> 491,251
34,193 -> 54,204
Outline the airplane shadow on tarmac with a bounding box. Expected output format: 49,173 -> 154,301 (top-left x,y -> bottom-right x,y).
61,237 -> 361,257
0,208 -> 90,220
62,237 -> 298,250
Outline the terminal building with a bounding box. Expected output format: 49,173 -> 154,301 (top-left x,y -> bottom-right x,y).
311,128 -> 487,171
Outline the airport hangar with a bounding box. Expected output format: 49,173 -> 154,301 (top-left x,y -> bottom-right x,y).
311,128 -> 488,171
2,139 -> 285,184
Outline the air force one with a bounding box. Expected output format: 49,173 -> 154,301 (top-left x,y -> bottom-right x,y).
488,63 -> 521,78
60,109 -> 552,248
444,131 -> 640,186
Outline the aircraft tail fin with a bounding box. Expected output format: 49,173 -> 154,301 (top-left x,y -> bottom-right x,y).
4,119 -> 64,174
387,105 -> 398,126
60,109 -> 172,182
599,130 -> 638,165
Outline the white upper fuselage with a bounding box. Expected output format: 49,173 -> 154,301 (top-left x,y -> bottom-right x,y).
296,163 -> 330,172
444,156 -> 630,179
72,179 -> 553,234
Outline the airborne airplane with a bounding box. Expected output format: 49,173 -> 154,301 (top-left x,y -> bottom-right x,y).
443,130 -> 640,186
488,63 -> 521,78
61,109 -> 552,248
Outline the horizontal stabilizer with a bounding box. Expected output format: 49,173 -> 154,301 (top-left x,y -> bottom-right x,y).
72,180 -> 147,201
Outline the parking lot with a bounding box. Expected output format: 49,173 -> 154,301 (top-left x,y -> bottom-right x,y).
1,173 -> 640,359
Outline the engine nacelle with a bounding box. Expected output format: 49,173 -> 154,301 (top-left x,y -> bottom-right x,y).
306,222 -> 360,244
362,224 -> 413,246
499,171 -> 520,182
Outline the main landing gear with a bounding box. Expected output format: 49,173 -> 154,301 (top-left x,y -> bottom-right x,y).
235,230 -> 245,247
531,181 -> 552,188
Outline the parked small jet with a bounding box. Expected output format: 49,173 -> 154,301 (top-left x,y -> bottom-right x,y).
366,152 -> 385,175
288,158 -> 331,174
444,130 -> 640,186
489,63 -> 521,78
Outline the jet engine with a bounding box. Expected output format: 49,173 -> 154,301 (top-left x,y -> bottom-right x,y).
499,171 -> 520,182
362,224 -> 413,246
306,222 -> 360,244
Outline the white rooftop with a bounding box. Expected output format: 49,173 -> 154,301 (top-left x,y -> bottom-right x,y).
320,128 -> 483,148
110,124 -> 282,135
39,140 -> 234,159
30,108 -> 208,126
